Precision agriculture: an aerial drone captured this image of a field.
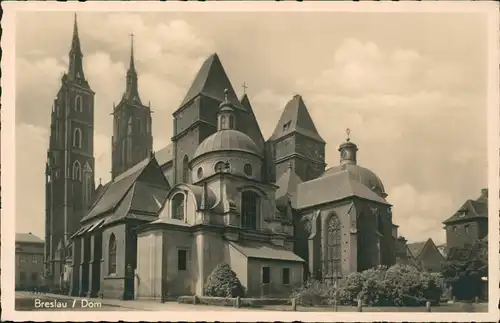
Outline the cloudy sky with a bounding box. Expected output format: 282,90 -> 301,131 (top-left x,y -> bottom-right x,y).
15,11 -> 490,244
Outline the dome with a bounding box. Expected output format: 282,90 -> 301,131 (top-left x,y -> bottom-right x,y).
323,163 -> 386,194
193,129 -> 261,159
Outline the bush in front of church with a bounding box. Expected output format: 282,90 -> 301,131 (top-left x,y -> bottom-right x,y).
204,262 -> 245,298
334,264 -> 442,306
290,278 -> 334,306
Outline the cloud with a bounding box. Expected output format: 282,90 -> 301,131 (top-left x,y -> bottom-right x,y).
389,184 -> 454,245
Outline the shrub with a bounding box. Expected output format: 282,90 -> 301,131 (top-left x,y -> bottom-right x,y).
334,272 -> 365,305
203,262 -> 245,298
332,264 -> 443,307
290,278 -> 334,306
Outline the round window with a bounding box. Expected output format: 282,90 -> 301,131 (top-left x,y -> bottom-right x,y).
214,161 -> 226,173
197,167 -> 203,179
244,163 -> 253,177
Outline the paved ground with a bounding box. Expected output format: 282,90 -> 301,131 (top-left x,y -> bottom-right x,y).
15,291 -> 488,312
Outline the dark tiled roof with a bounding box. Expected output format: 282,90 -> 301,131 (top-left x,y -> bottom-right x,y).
240,94 -> 265,151
275,166 -> 303,209
443,197 -> 488,225
228,241 -> 304,262
82,158 -> 150,222
155,143 -> 173,166
178,53 -> 244,110
15,233 -> 44,244
81,157 -> 170,223
269,94 -> 324,143
407,241 -> 426,259
295,170 -> 389,210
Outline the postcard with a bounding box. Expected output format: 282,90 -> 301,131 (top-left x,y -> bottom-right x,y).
1,1 -> 499,322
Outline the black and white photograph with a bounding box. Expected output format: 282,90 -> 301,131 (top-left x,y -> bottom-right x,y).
1,1 -> 499,322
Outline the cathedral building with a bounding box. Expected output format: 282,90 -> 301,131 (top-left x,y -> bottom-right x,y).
45,17 -> 399,300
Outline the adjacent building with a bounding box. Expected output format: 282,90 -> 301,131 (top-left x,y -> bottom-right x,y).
15,233 -> 45,290
406,238 -> 445,274
443,188 -> 489,251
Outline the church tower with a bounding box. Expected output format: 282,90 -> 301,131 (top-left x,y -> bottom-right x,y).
171,53 -> 263,185
269,94 -> 326,182
45,14 -> 95,282
111,35 -> 153,179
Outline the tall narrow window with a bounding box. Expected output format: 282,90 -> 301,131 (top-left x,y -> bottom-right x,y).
325,213 -> 342,282
127,138 -> 132,163
228,115 -> 235,129
108,234 -> 117,275
75,95 -> 83,112
262,266 -> 270,284
171,193 -> 185,221
241,191 -> 259,229
73,128 -> 82,148
182,155 -> 189,183
72,160 -> 82,181
83,163 -> 92,206
177,249 -> 187,271
136,118 -> 142,134
282,268 -> 290,285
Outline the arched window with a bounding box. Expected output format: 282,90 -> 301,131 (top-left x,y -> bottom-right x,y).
73,128 -> 82,148
171,193 -> 185,221
228,115 -> 235,129
108,234 -> 117,275
72,160 -> 82,181
241,191 -> 259,230
75,95 -> 83,112
182,156 -> 189,183
324,213 -> 342,282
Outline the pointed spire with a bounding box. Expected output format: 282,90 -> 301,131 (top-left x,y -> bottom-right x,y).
269,94 -> 325,143
177,53 -> 244,111
129,33 -> 136,72
67,13 -> 86,82
71,13 -> 82,55
123,33 -> 141,104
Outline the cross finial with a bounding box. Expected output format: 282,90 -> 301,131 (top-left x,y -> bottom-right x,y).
345,128 -> 351,142
242,82 -> 248,95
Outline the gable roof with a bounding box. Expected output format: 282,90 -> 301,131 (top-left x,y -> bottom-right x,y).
15,233 -> 44,244
407,241 -> 427,259
295,170 -> 389,210
443,198 -> 488,225
81,156 -> 169,223
240,93 -> 265,151
177,53 -> 244,111
269,94 -> 324,143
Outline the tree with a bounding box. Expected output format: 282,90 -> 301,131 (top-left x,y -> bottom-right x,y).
204,262 -> 245,298
441,241 -> 488,300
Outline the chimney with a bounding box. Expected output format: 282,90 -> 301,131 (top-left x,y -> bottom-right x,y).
481,188 -> 488,198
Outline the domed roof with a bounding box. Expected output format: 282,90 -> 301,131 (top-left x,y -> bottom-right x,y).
323,163 -> 386,194
193,129 -> 261,159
